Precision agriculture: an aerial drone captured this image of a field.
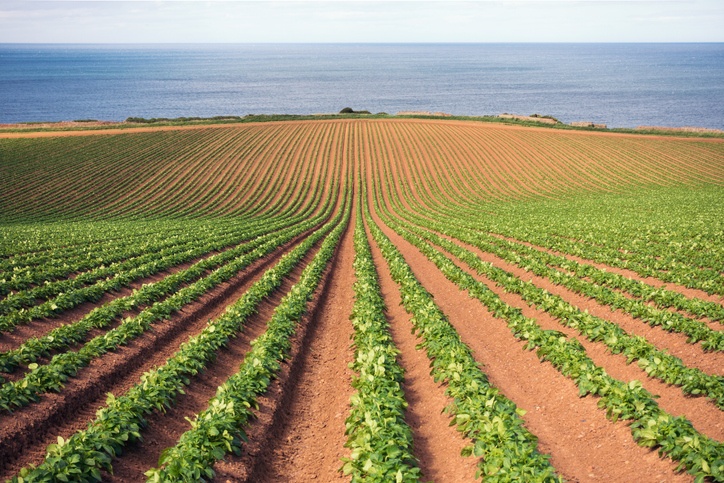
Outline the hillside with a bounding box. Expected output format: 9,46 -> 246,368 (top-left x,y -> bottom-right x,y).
0,118 -> 723,482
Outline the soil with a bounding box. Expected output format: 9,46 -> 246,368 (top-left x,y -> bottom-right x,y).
368,207 -> 691,483
443,235 -> 724,377
0,232 -> 314,479
103,240 -> 324,482
365,220 -> 481,482
1,118 -> 722,482
433,234 -> 724,442
215,208 -> 356,483
489,233 -> 724,306
0,252 -> 208,354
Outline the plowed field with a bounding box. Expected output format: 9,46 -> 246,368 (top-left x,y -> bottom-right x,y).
1,118 -> 723,482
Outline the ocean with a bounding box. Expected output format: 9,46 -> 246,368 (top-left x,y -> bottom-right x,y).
1,43 -> 723,129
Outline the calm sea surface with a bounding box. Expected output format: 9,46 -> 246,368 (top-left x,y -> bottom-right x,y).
1,43 -> 723,129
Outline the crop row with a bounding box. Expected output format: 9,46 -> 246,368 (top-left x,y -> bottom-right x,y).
1,223 -> 259,321
380,151 -> 724,324
0,132 -> 338,326
390,191 -> 724,359
0,205 -> 317,333
0,164 -> 341,398
0,218 -> 207,259
368,121 -> 720,203
340,199 -> 419,482
0,123 -> 346,222
9,189 -> 349,482
458,191 -> 724,296
1,128 -> 235,222
371,137 -> 724,339
1,119 -> 722,482
1,129 -> 229,222
4,120 -> 722,223
378,189 -> 724,409
363,120 -> 724,295
372,181 -> 724,481
384,182 -> 724,364
0,154 -> 328,293
0,220 -> 209,271
405,200 -> 724,326
477,233 -> 724,323
456,231 -> 723,349
368,119 -> 722,211
0,204 -> 327,411
0,192 -> 333,377
411,222 -> 724,410
145,188 -> 351,481
365,187 -> 561,482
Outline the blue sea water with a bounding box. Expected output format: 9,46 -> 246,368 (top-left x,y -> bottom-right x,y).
1,43 -> 723,129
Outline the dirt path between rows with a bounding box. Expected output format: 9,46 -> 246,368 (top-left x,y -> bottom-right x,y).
369,208 -> 690,482
223,210 -> 357,483
210,153 -> 353,482
104,238 -> 324,481
447,234 -> 724,377
361,121 -> 484,479
365,219 -> 480,482
432,233 -> 724,443
0,254 -> 202,356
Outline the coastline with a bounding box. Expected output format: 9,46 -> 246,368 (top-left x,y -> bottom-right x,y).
1,113 -> 723,140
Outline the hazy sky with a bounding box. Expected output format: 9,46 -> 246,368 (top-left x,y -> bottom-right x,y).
1,0 -> 723,43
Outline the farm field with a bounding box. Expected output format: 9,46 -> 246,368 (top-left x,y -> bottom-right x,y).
0,117 -> 723,482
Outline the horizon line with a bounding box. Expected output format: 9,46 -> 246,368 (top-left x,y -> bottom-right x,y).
3,41 -> 724,45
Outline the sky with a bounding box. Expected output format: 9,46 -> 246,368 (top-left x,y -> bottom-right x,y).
1,0 -> 723,43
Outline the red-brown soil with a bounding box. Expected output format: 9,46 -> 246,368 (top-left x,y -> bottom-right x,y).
433,234 -> 724,442
1,118 -> 723,482
366,220 -> 481,482
103,240 -> 324,482
0,253 -> 210,355
369,209 -> 691,482
215,209 -> 357,483
0,234 -> 312,479
455,237 -> 724,378
490,232 -> 724,306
